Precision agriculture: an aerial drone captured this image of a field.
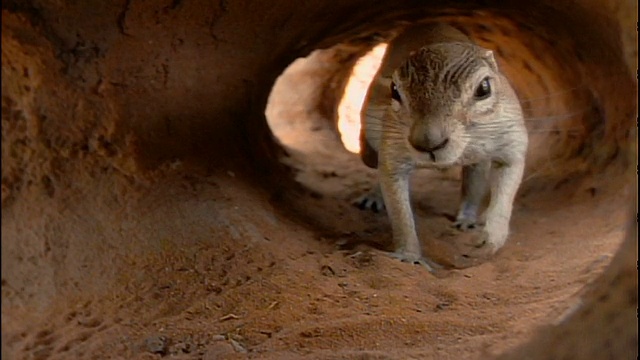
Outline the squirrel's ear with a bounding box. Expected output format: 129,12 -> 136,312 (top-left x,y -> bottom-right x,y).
482,49 -> 499,72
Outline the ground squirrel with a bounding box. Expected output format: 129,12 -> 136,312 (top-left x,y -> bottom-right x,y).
357,23 -> 529,270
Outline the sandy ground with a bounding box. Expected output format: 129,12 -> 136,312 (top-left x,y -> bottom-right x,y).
3,133 -> 627,360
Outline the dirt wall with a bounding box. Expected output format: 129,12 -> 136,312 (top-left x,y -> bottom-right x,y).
1,0 -> 636,359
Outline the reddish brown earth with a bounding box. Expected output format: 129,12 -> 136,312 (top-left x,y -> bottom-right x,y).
2,141 -> 630,359
1,1 -> 636,359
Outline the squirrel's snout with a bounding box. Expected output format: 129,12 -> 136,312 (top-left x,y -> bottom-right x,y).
409,128 -> 449,153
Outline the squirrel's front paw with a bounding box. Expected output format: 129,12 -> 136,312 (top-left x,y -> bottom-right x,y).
454,203 -> 480,231
460,223 -> 509,259
353,189 -> 386,213
453,216 -> 477,231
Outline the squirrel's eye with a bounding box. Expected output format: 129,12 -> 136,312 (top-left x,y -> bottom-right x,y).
391,82 -> 402,103
473,77 -> 491,100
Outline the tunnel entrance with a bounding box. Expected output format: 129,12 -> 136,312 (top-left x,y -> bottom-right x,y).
2,1 -> 636,359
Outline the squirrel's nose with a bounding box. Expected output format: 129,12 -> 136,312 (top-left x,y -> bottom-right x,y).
410,138 -> 449,153
409,131 -> 449,153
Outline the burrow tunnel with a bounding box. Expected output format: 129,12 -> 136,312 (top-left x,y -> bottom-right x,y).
1,1 -> 637,359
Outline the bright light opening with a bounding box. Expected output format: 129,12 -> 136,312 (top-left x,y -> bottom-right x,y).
337,43 -> 388,154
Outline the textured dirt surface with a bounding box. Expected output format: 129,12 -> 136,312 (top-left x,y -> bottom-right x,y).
1,1 -> 636,359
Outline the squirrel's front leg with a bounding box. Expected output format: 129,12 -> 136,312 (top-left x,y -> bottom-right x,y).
378,134 -> 439,271
378,154 -> 419,257
468,157 -> 525,254
455,161 -> 491,230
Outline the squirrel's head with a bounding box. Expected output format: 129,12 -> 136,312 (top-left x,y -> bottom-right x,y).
389,42 -> 505,164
